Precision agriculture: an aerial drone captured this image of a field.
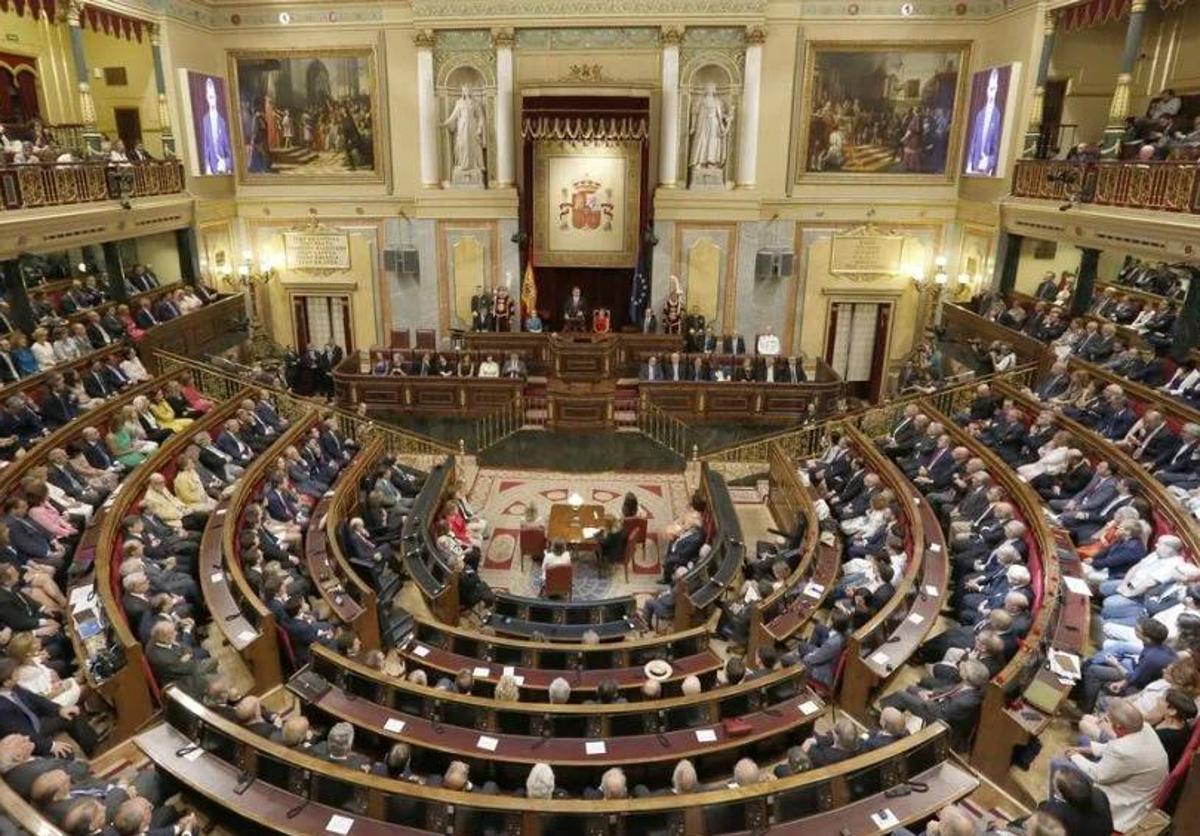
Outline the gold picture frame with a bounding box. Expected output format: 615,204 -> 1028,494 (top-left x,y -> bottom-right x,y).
531,139 -> 642,269
795,41 -> 972,185
227,45 -> 386,186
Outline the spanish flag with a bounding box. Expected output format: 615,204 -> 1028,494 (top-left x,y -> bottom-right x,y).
520,261 -> 537,324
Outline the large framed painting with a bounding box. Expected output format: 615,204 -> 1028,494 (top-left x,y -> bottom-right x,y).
797,42 -> 971,183
531,140 -> 641,269
961,63 -> 1021,179
227,47 -> 383,184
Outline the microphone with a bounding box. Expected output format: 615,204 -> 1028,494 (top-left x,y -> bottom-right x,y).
232,770 -> 254,796
430,701 -> 443,733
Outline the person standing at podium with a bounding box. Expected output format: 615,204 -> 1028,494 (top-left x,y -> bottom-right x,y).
563,286 -> 589,332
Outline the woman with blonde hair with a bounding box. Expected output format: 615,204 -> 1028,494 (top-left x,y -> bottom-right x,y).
29,327 -> 56,372
9,632 -> 82,706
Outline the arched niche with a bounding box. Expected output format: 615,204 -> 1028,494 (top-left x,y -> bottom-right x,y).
679,57 -> 740,189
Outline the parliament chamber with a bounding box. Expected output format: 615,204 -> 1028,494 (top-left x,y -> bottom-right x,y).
3,0 -> 1200,834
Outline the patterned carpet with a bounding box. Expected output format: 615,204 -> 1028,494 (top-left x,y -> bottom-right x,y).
466,468 -> 694,600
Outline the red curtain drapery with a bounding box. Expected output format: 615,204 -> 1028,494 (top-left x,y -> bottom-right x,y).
1057,0 -> 1190,32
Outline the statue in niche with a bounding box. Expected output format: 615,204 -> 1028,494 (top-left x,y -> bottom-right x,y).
442,85 -> 487,186
688,82 -> 733,187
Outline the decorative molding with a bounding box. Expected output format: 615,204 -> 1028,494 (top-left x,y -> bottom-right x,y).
745,26 -> 766,45
414,30 -> 437,49
413,0 -> 766,19
516,27 -> 660,51
682,27 -> 746,48
563,63 -> 606,84
436,29 -> 494,52
801,0 -> 1002,17
661,26 -> 684,47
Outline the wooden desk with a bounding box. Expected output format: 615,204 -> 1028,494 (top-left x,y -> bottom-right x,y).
295,679 -> 823,771
137,723 -> 431,836
547,503 -> 604,547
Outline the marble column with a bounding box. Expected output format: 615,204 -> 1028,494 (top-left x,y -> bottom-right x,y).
1071,247 -> 1099,318
493,29 -> 515,188
736,26 -> 764,188
659,27 -> 682,188
1024,11 -> 1057,158
148,24 -> 173,154
415,30 -> 440,188
65,0 -> 97,137
1102,0 -> 1148,156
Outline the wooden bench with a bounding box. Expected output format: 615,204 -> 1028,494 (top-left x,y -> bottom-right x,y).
840,422 -> 948,720
145,686 -> 968,836
308,642 -> 805,738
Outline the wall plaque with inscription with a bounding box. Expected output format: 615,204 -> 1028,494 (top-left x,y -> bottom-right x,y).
283,232 -> 352,271
829,234 -> 905,276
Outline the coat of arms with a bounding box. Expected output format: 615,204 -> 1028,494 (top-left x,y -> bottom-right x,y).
558,175 -> 615,232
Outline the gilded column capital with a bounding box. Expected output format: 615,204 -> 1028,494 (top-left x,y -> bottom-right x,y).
148,22 -> 161,47
413,29 -> 436,50
1044,10 -> 1057,34
1130,0 -> 1148,12
746,25 -> 766,46
660,26 -> 683,48
66,0 -> 85,27
492,28 -> 515,49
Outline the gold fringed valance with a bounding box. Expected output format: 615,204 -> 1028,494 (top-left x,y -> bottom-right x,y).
521,116 -> 650,142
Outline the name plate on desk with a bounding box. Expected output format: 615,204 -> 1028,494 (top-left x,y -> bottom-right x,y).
829,233 -> 904,277
284,231 -> 351,271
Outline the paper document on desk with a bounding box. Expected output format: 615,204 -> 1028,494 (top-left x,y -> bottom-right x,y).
1062,575 -> 1092,597
1049,650 -> 1082,681
582,527 -> 601,538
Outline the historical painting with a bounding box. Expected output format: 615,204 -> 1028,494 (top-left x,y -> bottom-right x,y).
962,63 -> 1020,178
180,70 -> 233,177
531,140 -> 641,269
227,48 -> 382,183
799,43 -> 970,181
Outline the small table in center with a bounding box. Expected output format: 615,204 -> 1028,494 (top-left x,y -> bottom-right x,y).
546,503 -> 605,552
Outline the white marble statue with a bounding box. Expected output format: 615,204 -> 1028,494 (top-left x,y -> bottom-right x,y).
442,85 -> 486,183
688,82 -> 733,184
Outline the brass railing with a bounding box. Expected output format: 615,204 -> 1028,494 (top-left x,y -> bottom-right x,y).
0,159 -> 185,210
703,364 -> 1038,464
637,400 -> 694,460
472,394 -> 526,453
152,350 -> 456,457
1011,158 -> 1200,214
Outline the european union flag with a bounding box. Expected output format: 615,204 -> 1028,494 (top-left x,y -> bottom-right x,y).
629,266 -> 649,326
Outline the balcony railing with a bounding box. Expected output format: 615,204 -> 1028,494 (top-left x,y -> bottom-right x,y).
1011,158 -> 1200,214
0,159 -> 185,211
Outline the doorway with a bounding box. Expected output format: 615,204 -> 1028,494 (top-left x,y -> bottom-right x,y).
293,294 -> 353,352
824,300 -> 893,402
113,107 -> 142,151
1036,80 -> 1070,158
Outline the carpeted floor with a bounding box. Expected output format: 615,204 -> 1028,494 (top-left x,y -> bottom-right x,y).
467,467 -> 694,600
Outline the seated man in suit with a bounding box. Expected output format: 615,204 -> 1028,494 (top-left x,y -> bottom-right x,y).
660,518 -> 705,583
311,722 -> 379,811
214,419 -> 254,466
801,717 -> 863,767
0,658 -> 98,756
133,300 -> 160,330
880,658 -> 989,749
145,619 -> 216,699
345,517 -> 393,588
1156,422 -> 1200,490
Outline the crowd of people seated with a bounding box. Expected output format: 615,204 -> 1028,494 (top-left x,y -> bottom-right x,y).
941,363 -> 1200,832
367,349 -> 529,380
1112,257 -> 1191,300
639,349 -> 809,383
1119,88 -> 1200,160
0,121 -> 166,167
